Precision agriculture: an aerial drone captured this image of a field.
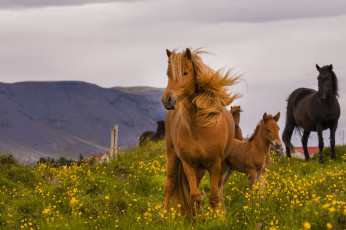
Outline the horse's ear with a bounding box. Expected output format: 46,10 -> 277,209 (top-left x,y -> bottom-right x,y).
273,112 -> 280,122
328,64 -> 333,71
263,112 -> 268,122
166,49 -> 171,58
185,48 -> 192,60
316,64 -> 321,72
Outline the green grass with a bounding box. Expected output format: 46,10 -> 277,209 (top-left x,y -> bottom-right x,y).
0,141 -> 345,229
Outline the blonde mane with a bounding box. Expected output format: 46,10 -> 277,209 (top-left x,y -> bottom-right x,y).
169,49 -> 241,133
247,115 -> 274,142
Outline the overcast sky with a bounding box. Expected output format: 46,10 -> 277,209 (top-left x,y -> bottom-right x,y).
1,0 -> 345,147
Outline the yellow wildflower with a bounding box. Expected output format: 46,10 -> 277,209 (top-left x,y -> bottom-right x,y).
303,222 -> 311,229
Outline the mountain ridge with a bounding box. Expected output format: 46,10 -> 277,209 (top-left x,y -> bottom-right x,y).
0,81 -> 166,163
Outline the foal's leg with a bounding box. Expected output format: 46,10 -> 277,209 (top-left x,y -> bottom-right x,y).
330,122 -> 338,160
317,125 -> 324,164
257,170 -> 267,197
258,155 -> 271,196
247,169 -> 258,192
209,158 -> 222,210
301,130 -> 311,161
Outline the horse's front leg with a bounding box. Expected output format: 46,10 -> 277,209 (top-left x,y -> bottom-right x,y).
209,158 -> 222,210
247,169 -> 258,192
302,130 -> 311,161
257,169 -> 268,197
330,121 -> 338,160
317,125 -> 324,164
257,155 -> 271,197
218,160 -> 233,212
181,161 -> 201,204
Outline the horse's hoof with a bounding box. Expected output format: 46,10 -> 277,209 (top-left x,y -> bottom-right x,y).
305,156 -> 310,161
191,194 -> 202,202
319,158 -> 324,164
209,199 -> 220,209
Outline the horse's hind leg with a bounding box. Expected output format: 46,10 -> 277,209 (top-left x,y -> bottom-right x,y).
330,122 -> 338,160
282,121 -> 296,158
196,169 -> 206,215
218,161 -> 233,212
301,130 -> 311,161
164,148 -> 179,213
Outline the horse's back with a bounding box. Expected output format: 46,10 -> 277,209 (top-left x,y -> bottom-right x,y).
287,87 -> 340,131
139,131 -> 156,145
287,88 -> 316,106
227,139 -> 250,173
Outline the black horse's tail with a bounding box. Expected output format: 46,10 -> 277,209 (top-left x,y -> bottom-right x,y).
282,97 -> 296,150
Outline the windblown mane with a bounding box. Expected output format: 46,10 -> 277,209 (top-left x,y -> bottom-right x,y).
169,48 -> 241,133
248,115 -> 274,142
331,71 -> 339,97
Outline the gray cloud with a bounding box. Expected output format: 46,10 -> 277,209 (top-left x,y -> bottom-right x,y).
144,0 -> 346,23
1,0 -> 346,23
0,0 -> 138,9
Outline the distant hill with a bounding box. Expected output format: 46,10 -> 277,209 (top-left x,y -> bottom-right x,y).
0,81 -> 166,163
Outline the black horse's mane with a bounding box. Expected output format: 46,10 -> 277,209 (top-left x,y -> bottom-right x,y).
331,70 -> 339,97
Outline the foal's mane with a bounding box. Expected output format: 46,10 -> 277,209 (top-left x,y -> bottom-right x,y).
247,115 -> 274,142
169,48 -> 241,132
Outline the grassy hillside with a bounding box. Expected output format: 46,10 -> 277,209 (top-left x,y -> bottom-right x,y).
0,142 -> 345,229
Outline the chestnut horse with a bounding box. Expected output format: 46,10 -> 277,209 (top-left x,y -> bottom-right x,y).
161,48 -> 240,215
218,113 -> 281,209
230,106 -> 243,140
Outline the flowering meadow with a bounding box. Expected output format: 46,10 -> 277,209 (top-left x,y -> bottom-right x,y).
0,141 -> 345,229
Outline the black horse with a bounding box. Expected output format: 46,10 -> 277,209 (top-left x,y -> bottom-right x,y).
139,120 -> 165,146
282,64 -> 340,163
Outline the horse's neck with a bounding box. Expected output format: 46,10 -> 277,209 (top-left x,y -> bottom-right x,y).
251,126 -> 271,155
177,100 -> 197,129
155,127 -> 164,138
233,114 -> 240,125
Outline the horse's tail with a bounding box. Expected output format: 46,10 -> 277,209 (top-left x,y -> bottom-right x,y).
282,125 -> 294,149
282,96 -> 297,150
171,160 -> 194,216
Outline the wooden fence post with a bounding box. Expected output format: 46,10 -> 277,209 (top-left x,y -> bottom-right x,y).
110,124 -> 118,159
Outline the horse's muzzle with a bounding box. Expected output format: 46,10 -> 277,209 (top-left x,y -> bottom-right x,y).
272,140 -> 282,149
161,96 -> 176,110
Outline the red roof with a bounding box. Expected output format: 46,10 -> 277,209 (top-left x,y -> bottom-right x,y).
91,153 -> 108,159
294,147 -> 325,155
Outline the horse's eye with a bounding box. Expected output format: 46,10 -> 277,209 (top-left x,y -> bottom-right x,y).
183,72 -> 188,76
266,129 -> 270,133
